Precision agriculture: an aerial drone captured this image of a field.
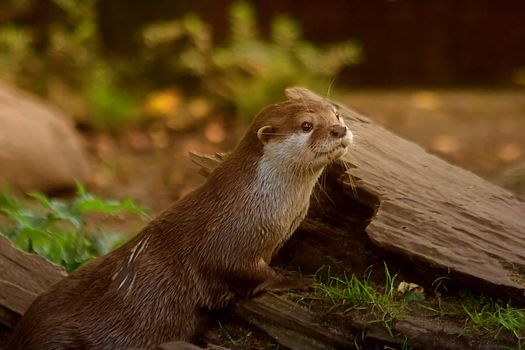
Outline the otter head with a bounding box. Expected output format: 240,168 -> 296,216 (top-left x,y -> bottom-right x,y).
253,88 -> 353,173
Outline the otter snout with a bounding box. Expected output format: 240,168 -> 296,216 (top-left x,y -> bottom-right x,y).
329,125 -> 347,138
329,124 -> 353,148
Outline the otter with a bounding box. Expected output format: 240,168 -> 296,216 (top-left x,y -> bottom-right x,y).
8,88 -> 353,349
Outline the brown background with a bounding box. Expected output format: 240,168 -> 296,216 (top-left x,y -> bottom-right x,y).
92,0 -> 525,87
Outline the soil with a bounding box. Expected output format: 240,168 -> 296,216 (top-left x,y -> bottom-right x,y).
80,89 -> 525,349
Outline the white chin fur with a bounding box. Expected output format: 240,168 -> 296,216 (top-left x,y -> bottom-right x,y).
263,133 -> 311,164
344,129 -> 354,147
263,131 -> 351,172
315,145 -> 347,165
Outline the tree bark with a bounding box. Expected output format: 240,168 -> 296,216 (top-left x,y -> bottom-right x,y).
0,235 -> 65,329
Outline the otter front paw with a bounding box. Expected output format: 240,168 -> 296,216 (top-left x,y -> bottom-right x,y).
252,273 -> 311,297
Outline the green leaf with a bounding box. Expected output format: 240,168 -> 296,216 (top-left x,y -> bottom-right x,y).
0,185 -> 148,272
405,291 -> 426,302
73,195 -> 148,218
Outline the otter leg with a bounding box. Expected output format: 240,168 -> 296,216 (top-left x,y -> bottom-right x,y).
228,259 -> 310,298
252,270 -> 310,296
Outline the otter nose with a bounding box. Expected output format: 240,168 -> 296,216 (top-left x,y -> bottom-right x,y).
329,125 -> 347,138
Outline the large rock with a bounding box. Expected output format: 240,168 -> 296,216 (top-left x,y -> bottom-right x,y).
0,82 -> 90,192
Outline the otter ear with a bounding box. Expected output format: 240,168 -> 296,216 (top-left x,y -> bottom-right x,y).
285,87 -> 323,102
257,125 -> 274,145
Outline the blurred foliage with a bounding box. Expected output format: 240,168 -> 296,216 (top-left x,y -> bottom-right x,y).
0,0 -> 139,131
0,184 -> 148,271
0,0 -> 362,127
142,1 -> 362,120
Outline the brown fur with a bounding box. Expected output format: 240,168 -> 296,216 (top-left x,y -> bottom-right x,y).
8,89 -> 352,349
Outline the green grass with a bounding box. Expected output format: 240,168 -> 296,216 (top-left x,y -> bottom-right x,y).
0,184 -> 148,271
313,263 -> 407,334
309,264 -> 525,347
217,321 -> 253,346
461,292 -> 525,344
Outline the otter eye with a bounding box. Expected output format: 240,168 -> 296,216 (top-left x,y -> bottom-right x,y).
301,121 -> 313,132
335,111 -> 340,120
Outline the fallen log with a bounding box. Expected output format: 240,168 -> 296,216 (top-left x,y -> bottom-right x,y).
234,294 -> 354,350
190,87 -> 525,302
233,293 -> 511,350
0,235 -> 65,329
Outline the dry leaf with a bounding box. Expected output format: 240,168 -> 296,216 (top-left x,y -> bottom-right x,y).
430,134 -> 460,154
397,281 -> 424,294
148,123 -> 169,149
497,143 -> 522,162
144,89 -> 182,117
410,91 -> 441,110
204,121 -> 226,144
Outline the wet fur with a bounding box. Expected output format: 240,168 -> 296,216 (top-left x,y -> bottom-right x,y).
8,89 -> 352,349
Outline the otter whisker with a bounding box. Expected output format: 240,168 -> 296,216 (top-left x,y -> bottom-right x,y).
317,171 -> 335,205
326,76 -> 337,99
341,159 -> 359,199
307,163 -> 322,206
311,180 -> 321,206
259,132 -> 293,136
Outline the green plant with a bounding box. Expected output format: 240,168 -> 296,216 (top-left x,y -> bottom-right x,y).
217,321 -> 252,346
86,63 -> 139,131
303,263 -> 525,347
0,184 -> 148,271
461,292 -> 525,343
313,263 -> 406,334
0,0 -> 139,131
143,1 -> 362,120
0,25 -> 33,82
